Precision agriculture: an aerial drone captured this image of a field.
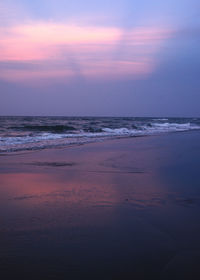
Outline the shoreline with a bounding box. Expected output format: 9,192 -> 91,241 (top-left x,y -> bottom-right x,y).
0,128 -> 199,155
1,116 -> 199,154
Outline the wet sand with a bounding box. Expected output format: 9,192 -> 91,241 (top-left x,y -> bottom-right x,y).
0,131 -> 200,279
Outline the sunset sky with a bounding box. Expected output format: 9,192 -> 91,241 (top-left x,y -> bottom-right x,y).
0,0 -> 200,116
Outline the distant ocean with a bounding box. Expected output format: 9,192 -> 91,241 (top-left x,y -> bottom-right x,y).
0,116 -> 200,153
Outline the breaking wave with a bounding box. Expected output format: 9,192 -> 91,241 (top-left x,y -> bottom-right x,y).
0,117 -> 200,153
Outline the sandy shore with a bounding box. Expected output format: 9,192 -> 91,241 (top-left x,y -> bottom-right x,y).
0,131 -> 200,279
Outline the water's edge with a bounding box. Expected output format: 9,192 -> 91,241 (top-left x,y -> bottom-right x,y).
0,116 -> 200,153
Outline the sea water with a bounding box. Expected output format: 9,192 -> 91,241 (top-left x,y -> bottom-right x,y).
0,116 -> 200,152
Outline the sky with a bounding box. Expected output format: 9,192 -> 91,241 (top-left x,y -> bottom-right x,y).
0,0 -> 200,116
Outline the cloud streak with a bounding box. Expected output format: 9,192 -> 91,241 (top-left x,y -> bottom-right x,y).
0,21 -> 173,83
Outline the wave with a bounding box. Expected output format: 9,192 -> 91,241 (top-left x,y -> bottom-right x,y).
1,121 -> 200,153
152,118 -> 169,121
143,122 -> 199,131
102,122 -> 200,134
10,125 -> 77,133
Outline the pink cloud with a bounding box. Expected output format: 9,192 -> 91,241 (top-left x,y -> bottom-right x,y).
0,22 -> 173,83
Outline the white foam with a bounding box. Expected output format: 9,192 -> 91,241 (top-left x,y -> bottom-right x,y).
148,122 -> 199,131
102,127 -> 131,134
152,118 -> 168,121
0,122 -> 200,152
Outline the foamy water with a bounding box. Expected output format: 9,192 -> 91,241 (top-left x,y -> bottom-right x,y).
0,116 -> 200,152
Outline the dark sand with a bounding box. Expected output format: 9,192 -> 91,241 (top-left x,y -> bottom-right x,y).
0,131 -> 200,279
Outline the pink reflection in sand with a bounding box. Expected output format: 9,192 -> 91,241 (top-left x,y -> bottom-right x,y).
0,22 -> 173,82
0,171 -> 118,207
0,171 -> 119,230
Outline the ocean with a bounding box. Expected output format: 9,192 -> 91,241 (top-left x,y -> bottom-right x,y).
0,116 -> 200,153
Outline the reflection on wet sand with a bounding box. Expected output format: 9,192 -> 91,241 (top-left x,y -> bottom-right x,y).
0,134 -> 200,279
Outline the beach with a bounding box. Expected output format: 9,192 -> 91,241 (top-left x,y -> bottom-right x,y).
0,131 -> 200,279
